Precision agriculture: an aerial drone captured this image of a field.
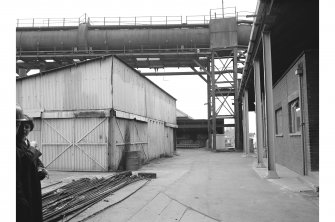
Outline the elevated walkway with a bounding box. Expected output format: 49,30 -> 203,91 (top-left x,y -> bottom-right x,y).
16,11 -> 253,72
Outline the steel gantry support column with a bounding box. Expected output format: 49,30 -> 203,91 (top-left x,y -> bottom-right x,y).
262,31 -> 279,179
233,48 -> 241,151
211,51 -> 217,151
254,59 -> 266,167
243,89 -> 250,156
207,60 -> 212,149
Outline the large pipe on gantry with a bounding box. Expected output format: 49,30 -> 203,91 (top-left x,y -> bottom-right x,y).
16,24 -> 210,51
16,23 -> 251,52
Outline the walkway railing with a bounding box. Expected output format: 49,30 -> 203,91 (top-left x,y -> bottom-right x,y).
16,47 -> 212,57
88,16 -> 183,26
16,13 -> 88,28
210,7 -> 237,19
16,8 -> 254,28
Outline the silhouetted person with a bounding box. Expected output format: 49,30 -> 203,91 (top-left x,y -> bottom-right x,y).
16,104 -> 43,222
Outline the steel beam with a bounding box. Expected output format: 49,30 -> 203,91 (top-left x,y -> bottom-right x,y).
262,31 -> 279,179
233,48 -> 241,151
190,67 -> 207,83
207,60 -> 212,149
211,51 -> 216,151
141,70 -> 236,76
243,89 -> 250,155
253,59 -> 266,168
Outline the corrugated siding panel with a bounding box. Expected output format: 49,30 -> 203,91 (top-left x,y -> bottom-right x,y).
112,58 -> 146,116
38,117 -> 108,171
17,58 -> 112,112
112,57 -> 176,123
146,119 -> 172,159
42,118 -> 74,170
16,75 -> 43,111
145,85 -> 177,124
74,118 -> 108,171
112,118 -> 148,170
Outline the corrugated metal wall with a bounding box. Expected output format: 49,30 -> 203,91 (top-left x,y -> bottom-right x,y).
17,56 -> 176,171
112,58 -> 176,124
16,58 -> 113,111
112,58 -> 147,117
144,78 -> 176,124
17,56 -> 176,125
147,120 -> 174,159
27,117 -> 109,171
112,118 -> 148,170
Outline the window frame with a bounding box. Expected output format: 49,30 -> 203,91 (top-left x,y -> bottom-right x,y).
288,98 -> 301,135
275,107 -> 283,136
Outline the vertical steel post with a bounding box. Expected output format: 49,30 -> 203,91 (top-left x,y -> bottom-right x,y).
242,95 -> 246,154
108,113 -> 113,171
262,93 -> 268,158
244,89 -> 249,155
211,51 -> 216,151
173,128 -> 177,153
233,48 -> 240,150
297,66 -> 307,175
262,31 -> 279,178
254,59 -> 266,167
207,60 -> 212,149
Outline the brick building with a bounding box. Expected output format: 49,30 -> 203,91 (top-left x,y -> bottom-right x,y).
239,0 -> 318,177
273,50 -> 319,175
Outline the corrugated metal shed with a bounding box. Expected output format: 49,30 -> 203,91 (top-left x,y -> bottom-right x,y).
17,55 -> 177,171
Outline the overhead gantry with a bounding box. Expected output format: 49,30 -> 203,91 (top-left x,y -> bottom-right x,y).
16,8 -> 253,151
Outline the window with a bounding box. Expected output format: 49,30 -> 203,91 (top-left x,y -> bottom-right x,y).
289,99 -> 301,133
275,108 -> 283,135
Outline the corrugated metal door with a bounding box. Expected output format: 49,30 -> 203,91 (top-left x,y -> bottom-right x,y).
41,117 -> 108,171
74,118 -> 108,171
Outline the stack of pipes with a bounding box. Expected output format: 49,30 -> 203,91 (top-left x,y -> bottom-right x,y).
42,171 -> 147,222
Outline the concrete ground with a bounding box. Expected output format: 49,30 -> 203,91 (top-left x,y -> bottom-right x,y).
42,148 -> 319,222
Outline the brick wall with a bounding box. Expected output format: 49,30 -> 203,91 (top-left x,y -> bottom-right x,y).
304,50 -> 319,171
272,51 -> 319,175
273,59 -> 304,175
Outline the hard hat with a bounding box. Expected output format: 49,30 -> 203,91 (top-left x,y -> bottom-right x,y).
23,114 -> 34,131
16,104 -> 26,121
